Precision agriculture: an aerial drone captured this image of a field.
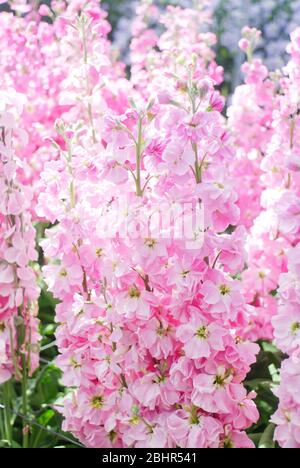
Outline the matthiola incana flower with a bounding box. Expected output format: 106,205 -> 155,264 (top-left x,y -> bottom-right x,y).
229,25 -> 300,448
5,0 -> 300,451
0,92 -> 40,384
38,0 -> 259,449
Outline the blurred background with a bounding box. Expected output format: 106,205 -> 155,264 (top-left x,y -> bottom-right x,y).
1,0 -> 299,93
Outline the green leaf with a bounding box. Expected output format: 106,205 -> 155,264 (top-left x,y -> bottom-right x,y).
37,409 -> 55,426
11,441 -> 22,448
41,324 -> 57,336
261,341 -> 280,354
244,378 -> 273,389
248,433 -> 263,447
30,365 -> 62,407
258,424 -> 276,449
0,440 -> 11,448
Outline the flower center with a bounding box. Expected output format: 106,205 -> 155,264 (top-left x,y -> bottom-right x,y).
144,238 -> 157,249
214,374 -> 226,386
95,248 -> 103,257
196,325 -> 209,340
128,286 -> 141,299
109,430 -> 118,442
156,325 -> 170,337
291,322 -> 300,335
60,268 -> 68,277
129,415 -> 141,425
90,395 -> 104,409
70,357 -> 81,369
219,284 -> 231,295
188,405 -> 200,425
223,437 -> 234,449
214,369 -> 232,387
0,322 -> 5,332
181,270 -> 190,278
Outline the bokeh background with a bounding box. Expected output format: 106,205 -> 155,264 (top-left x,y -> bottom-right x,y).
2,0 -> 299,94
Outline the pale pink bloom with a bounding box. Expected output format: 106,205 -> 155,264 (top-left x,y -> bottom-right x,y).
162,139 -> 194,176
116,286 -> 153,321
43,263 -> 83,297
223,428 -> 255,449
131,373 -> 160,410
167,410 -> 223,448
223,385 -> 259,430
177,307 -> 226,359
4,232 -> 37,267
273,303 -> 300,354
201,273 -> 243,316
0,327 -> 12,384
138,317 -> 174,359
191,367 -> 235,414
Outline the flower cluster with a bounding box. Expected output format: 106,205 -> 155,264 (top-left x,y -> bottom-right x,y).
4,0 -> 300,450
37,1 -> 259,449
226,28 -> 278,341
229,23 -> 300,447
268,28 -> 300,449
228,26 -> 299,342
130,0 -> 223,99
0,91 -> 40,384
228,27 -> 275,230
0,2 -> 66,208
271,246 -> 300,448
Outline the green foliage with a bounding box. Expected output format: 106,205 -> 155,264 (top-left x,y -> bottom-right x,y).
245,341 -> 283,447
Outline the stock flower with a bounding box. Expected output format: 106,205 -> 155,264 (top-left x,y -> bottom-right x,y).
162,139 -> 194,177
167,409 -> 223,448
201,272 -> 243,316
191,367 -> 235,414
138,317 -> 174,359
177,307 -> 226,359
116,286 -> 153,321
0,93 -> 40,384
43,263 -> 83,298
36,0 -> 258,449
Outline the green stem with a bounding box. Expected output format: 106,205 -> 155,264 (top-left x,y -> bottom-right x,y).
192,142 -> 202,184
135,118 -> 143,197
88,102 -> 97,144
21,354 -> 29,448
2,382 -> 12,446
0,400 -> 4,440
247,49 -> 253,63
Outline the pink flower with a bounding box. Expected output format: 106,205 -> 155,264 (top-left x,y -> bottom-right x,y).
138,317 -> 174,359
273,303 -> 300,354
131,373 -> 160,410
191,367 -> 235,414
162,139 -> 194,176
3,231 -> 37,267
116,285 -> 153,320
177,307 -> 226,359
222,428 -> 255,449
201,272 -> 243,316
43,263 -> 83,298
167,409 -> 223,448
209,91 -> 225,112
